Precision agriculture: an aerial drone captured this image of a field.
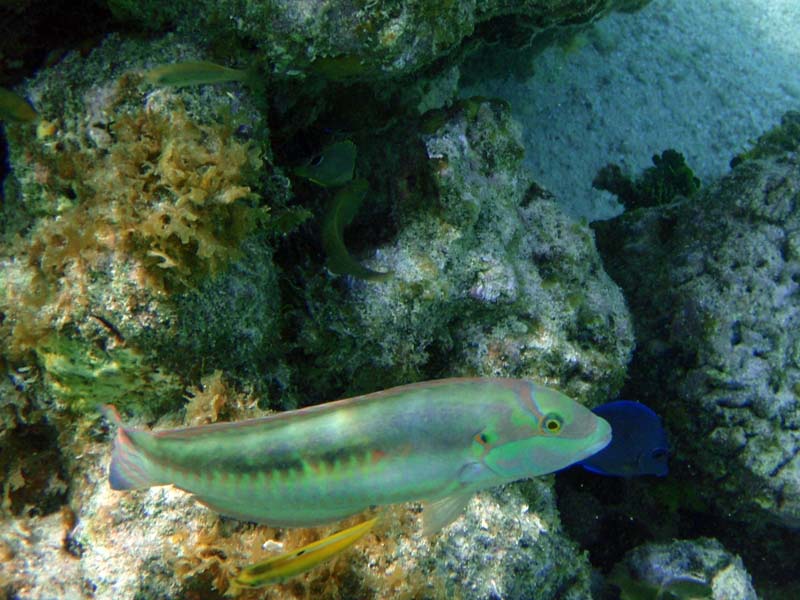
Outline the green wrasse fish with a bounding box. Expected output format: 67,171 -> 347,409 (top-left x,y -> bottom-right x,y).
143,60 -> 251,87
232,517 -> 378,589
104,378 -> 611,533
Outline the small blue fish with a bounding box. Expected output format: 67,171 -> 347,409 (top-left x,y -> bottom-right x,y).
580,401 -> 668,477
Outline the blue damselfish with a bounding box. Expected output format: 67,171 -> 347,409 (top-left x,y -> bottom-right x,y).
580,400 -> 669,477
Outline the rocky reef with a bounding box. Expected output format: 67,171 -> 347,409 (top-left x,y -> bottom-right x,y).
592,110 -> 800,598
1,34 -> 285,418
104,0 -> 641,81
292,97 -> 632,403
594,112 -> 800,529
0,2 -> 642,598
4,0 -> 793,598
609,538 -> 756,600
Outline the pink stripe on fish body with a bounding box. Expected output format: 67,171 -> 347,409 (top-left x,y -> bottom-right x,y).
107,378 -> 611,528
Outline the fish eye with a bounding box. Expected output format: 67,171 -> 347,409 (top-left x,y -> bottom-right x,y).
542,414 -> 563,434
651,448 -> 668,460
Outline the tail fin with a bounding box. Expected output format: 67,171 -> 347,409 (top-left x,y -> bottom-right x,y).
101,405 -> 165,490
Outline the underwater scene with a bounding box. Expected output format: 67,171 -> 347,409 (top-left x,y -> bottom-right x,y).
1,0 -> 799,598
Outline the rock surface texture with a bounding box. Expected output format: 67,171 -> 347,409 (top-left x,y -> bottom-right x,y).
610,537 -> 757,600
105,0 -> 638,81
292,98 -> 634,404
0,0 -> 656,594
0,26 -> 634,599
594,116 -> 800,527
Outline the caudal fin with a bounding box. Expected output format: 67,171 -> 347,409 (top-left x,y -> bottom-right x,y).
101,405 -> 165,490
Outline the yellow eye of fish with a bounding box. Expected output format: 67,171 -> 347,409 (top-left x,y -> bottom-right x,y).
543,414 -> 563,433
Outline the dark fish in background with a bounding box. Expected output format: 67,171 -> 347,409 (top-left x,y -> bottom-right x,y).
580,400 -> 669,477
0,87 -> 38,122
294,140 -> 357,188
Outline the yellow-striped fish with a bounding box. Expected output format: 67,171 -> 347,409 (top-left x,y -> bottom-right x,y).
231,517 -> 378,589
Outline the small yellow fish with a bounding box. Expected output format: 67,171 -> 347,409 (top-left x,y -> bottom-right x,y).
231,517 -> 378,589
143,61 -> 251,87
0,87 -> 38,123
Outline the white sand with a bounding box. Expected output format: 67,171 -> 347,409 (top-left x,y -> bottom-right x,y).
461,0 -> 800,221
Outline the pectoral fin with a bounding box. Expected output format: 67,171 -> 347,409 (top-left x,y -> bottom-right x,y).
457,460 -> 494,486
422,491 -> 473,535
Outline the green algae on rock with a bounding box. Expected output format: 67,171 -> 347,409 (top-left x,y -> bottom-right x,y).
34,333 -> 182,416
729,110 -> 800,167
0,34 -> 287,416
593,149 -> 701,211
103,0 -> 647,81
593,111 -> 800,528
293,98 -> 633,405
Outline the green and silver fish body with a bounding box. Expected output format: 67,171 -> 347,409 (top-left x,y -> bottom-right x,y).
105,378 -> 611,533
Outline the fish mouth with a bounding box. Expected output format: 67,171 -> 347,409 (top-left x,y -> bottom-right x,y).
584,416 -> 612,458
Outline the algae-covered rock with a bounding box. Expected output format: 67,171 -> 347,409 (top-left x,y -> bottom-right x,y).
298,99 -> 633,405
0,33 -> 287,416
609,538 -> 756,600
593,111 -> 800,527
428,481 -> 593,599
33,333 -> 182,416
593,149 -> 701,210
104,0 -> 642,81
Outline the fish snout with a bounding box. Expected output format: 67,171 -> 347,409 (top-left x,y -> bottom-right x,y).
567,404 -> 612,461
589,414 -> 613,457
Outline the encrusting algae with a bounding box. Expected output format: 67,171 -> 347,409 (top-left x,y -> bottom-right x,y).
34,332 -> 182,415
0,97 -> 266,366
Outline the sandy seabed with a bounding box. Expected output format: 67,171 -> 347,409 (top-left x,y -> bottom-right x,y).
463,0 -> 800,221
